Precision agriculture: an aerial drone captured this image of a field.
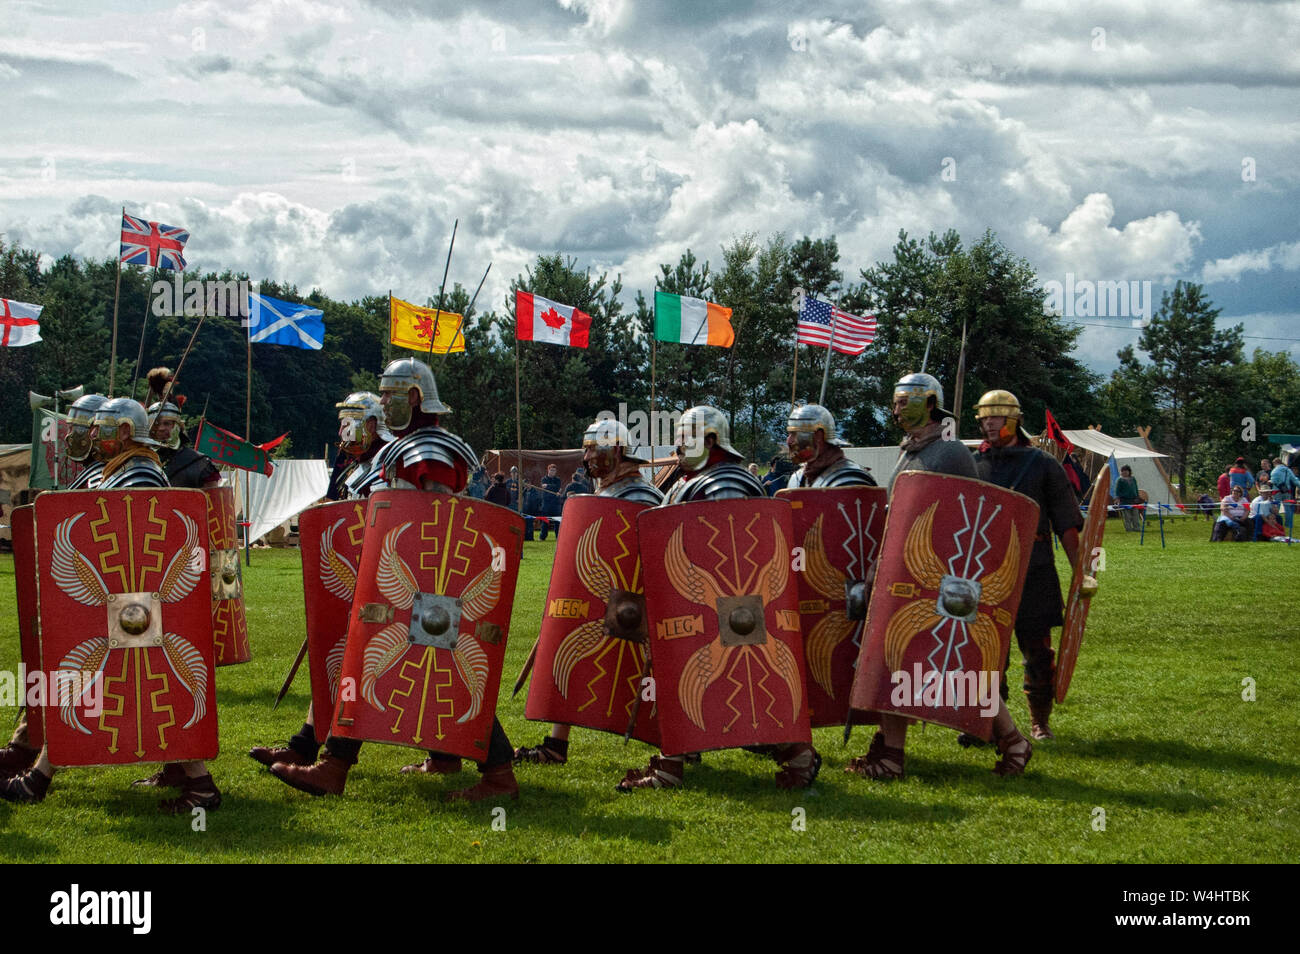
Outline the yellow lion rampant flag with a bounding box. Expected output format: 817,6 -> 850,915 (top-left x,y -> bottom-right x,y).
389,295 -> 466,353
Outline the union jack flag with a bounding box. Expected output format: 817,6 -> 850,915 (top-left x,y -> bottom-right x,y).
120,212 -> 189,270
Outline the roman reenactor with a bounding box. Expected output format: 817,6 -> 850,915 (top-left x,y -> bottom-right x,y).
268,358 -> 524,803
248,391 -> 389,770
515,418 -> 662,766
618,406 -> 818,792
971,389 -> 1086,741
784,403 -> 876,489
776,404 -> 885,731
846,373 -> 1035,780
0,393 -> 108,778
1,398 -> 222,813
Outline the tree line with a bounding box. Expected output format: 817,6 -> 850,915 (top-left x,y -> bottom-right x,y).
2,231 -> 1296,496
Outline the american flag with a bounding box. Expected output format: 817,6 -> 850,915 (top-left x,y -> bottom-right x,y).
796,297 -> 876,355
120,212 -> 189,270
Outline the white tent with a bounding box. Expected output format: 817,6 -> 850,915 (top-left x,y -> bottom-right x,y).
1059,429 -> 1179,507
231,459 -> 330,543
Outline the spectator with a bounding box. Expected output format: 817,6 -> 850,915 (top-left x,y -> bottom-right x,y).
1216,468 -> 1231,499
540,463 -> 563,516
484,472 -> 510,507
1249,487 -> 1279,540
1228,457 -> 1255,496
507,466 -> 520,509
1113,464 -> 1142,531
1212,485 -> 1250,541
1195,492 -> 1215,519
467,466 -> 488,499
563,470 -> 588,498
1257,458 -> 1273,486
762,455 -> 796,496
747,462 -> 760,478
1270,453 -> 1300,521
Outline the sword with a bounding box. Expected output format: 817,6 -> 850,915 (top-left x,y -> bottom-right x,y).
273,637 -> 310,709
512,635 -> 540,698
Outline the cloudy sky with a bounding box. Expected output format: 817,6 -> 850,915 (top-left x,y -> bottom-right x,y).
2,0 -> 1297,372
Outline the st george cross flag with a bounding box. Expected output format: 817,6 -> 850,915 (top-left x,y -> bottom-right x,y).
654,291 -> 733,347
120,213 -> 189,270
247,293 -> 324,350
516,290 -> 591,348
0,298 -> 42,347
796,298 -> 876,355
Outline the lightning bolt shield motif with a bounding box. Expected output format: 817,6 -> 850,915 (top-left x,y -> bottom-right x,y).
637,498 -> 813,757
33,489 -> 218,767
849,472 -> 1039,741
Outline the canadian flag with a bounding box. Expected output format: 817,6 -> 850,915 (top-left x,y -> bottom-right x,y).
515,291 -> 591,348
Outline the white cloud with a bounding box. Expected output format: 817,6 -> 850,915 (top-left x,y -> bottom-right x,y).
1202,240 -> 1300,283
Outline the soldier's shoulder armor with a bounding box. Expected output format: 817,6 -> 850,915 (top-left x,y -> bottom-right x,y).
601,476 -> 664,505
812,458 -> 876,488
672,462 -> 765,502
67,462 -> 104,490
164,446 -> 218,489
100,458 -> 169,489
340,457 -> 377,499
356,427 -> 477,493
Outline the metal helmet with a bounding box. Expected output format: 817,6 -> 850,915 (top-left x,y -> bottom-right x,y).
93,397 -> 160,450
378,357 -> 449,431
974,389 -> 1022,421
974,388 -> 1031,443
65,393 -> 108,461
147,400 -> 184,450
336,390 -> 390,454
787,403 -> 847,455
675,405 -> 740,471
582,418 -> 648,464
893,372 -> 950,430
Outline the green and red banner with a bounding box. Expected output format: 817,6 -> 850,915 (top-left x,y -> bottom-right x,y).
195,420 -> 276,476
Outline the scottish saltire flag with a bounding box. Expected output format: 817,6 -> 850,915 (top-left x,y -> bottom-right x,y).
247,293 -> 324,350
120,213 -> 189,270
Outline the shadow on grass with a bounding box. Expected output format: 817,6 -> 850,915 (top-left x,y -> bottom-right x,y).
0,823 -> 58,860
1056,736 -> 1300,780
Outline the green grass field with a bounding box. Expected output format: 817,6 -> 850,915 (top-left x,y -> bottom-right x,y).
1,514 -> 1297,863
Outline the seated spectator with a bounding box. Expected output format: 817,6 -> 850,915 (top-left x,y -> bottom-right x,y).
1249,488 -> 1279,540
1113,464 -> 1142,531
1228,457 -> 1255,496
1211,485 -> 1251,541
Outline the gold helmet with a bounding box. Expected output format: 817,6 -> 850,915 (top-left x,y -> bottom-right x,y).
675,405 -> 740,471
336,391 -> 390,456
975,389 -> 1032,443
65,393 -> 108,461
378,357 -> 450,430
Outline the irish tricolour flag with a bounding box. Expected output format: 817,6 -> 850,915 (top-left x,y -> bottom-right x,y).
654,291 -> 734,348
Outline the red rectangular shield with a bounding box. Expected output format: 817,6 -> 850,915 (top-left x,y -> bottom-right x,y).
1055,465 -> 1110,702
11,505 -> 44,747
849,472 -> 1038,740
637,498 -> 812,756
777,486 -> 888,727
298,499 -> 368,736
205,485 -> 251,665
35,489 -> 218,767
524,495 -> 660,746
330,491 -> 524,761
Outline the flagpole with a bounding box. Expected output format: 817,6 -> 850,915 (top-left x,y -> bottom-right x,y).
108,206 -> 124,396
952,318 -> 968,434
244,307 -> 252,568
818,301 -> 839,406
131,264 -> 159,401
790,338 -> 799,407
514,334 -> 523,517
385,290 -> 392,366
650,313 -> 657,422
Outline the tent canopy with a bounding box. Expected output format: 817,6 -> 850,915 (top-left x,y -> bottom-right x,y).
231,459 -> 329,543
1062,429 -> 1167,460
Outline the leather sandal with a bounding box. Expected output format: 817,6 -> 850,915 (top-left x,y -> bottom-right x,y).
0,768 -> 51,803
159,773 -> 222,814
512,736 -> 568,765
992,724 -> 1033,776
845,732 -> 904,780
401,754 -> 463,774
616,755 -> 684,792
774,743 -> 821,789
131,762 -> 188,788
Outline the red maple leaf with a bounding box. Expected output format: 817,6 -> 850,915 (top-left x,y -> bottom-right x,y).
540,306 -> 565,329
414,315 -> 434,339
